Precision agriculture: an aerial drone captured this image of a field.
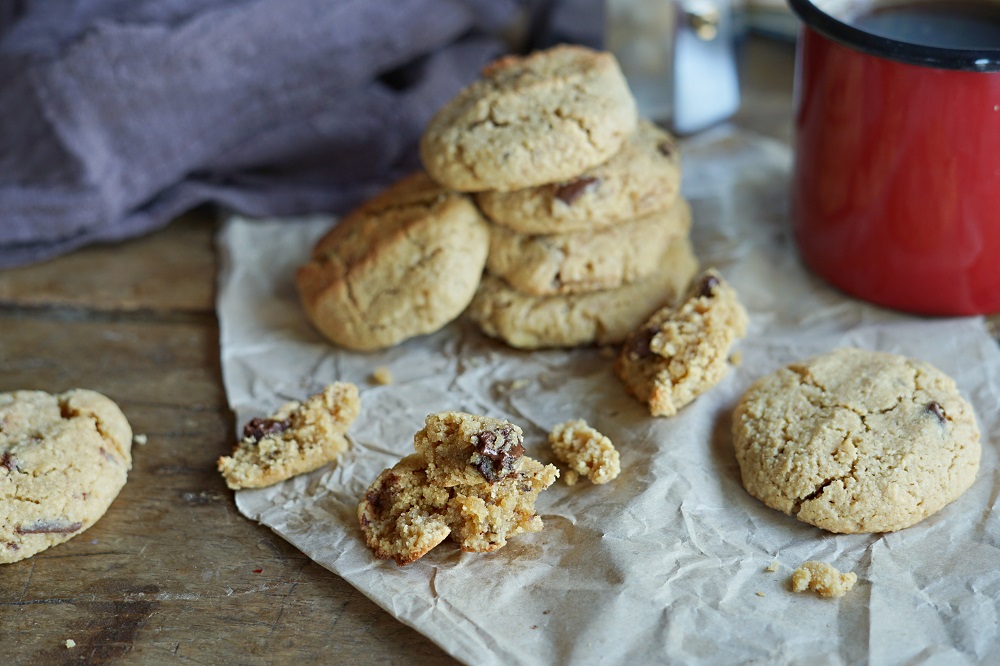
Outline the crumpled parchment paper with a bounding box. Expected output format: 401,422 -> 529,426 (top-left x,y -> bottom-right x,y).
216,127 -> 1000,665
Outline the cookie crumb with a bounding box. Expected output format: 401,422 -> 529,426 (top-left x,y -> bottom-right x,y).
765,561 -> 779,573
563,469 -> 580,486
65,639 -> 76,649
755,592 -> 766,598
729,349 -> 743,367
133,433 -> 148,446
371,366 -> 394,385
548,420 -> 620,484
790,561 -> 857,598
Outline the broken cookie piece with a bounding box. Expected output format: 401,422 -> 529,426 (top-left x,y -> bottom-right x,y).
790,561 -> 857,598
615,268 -> 748,417
359,411 -> 558,565
414,411 -> 526,486
218,382 -> 360,490
548,420 -> 620,485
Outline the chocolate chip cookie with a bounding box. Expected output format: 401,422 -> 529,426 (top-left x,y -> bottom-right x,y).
468,235 -> 698,349
486,198 -> 691,296
218,382 -> 360,490
1,389 -> 133,564
296,172 -> 490,351
476,120 -> 681,233
420,44 -> 637,192
615,269 -> 749,417
732,348 -> 981,533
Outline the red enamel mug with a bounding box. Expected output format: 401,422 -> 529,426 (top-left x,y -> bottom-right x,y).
788,0 -> 1000,315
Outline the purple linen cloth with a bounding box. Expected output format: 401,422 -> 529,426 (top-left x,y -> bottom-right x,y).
0,0 -> 518,267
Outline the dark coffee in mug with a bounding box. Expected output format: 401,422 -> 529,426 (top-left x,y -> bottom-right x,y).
846,1 -> 1000,49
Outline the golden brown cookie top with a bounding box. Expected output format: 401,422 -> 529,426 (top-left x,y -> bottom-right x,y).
732,348 -> 981,533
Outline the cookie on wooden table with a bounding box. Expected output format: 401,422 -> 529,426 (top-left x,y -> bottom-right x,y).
468,235 -> 698,350
732,348 -> 981,533
218,382 -> 360,490
1,389 -> 132,564
296,172 -> 490,351
420,44 -> 637,192
615,269 -> 748,417
486,198 -> 691,296
476,120 -> 681,233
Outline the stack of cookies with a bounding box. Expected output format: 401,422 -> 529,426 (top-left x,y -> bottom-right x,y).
421,44 -> 698,349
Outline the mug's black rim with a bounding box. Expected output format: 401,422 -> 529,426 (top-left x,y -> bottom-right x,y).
787,0 -> 1000,72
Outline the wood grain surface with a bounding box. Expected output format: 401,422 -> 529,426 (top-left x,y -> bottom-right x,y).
4,37 -> 993,665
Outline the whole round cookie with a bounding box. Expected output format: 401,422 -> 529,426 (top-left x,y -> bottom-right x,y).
420,44 -> 637,192
732,348 -> 981,534
476,120 -> 681,233
296,172 -> 490,351
1,389 -> 133,564
468,235 -> 698,349
486,198 -> 691,296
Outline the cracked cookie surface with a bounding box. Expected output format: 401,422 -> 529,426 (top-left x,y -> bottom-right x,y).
420,44 -> 637,192
1,389 -> 133,564
476,120 -> 680,233
486,198 -> 691,296
296,172 -> 490,351
732,348 -> 981,533
413,411 -> 526,487
616,269 -> 748,417
218,382 -> 360,490
468,235 -> 698,349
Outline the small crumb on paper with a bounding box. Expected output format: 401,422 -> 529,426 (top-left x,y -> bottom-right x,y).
563,469 -> 580,486
730,349 -> 743,366
371,366 -> 393,385
790,561 -> 857,598
756,592 -> 766,598
65,639 -> 76,649
133,434 -> 148,446
548,419 -> 620,485
765,561 -> 779,573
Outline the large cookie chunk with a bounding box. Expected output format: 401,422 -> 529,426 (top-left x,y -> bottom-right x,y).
486,199 -> 691,296
296,172 -> 490,351
468,235 -> 698,349
732,348 -> 981,533
420,45 -> 637,192
218,382 -> 360,490
413,411 -> 526,487
1,389 -> 133,564
476,120 -> 681,233
615,269 -> 748,417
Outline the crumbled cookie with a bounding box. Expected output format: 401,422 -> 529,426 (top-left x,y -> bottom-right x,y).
413,411 -> 526,486
359,411 -> 559,565
615,269 -> 748,417
357,454 -> 452,566
476,120 -> 681,234
790,561 -> 857,598
548,420 -> 620,485
218,382 -> 360,490
469,235 -> 698,350
733,348 -> 981,533
420,44 -> 637,192
296,172 -> 490,351
486,199 -> 691,296
1,389 -> 133,564
371,367 -> 393,385
447,457 -> 559,552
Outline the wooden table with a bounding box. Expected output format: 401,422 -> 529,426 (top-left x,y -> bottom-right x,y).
2,36 -> 987,665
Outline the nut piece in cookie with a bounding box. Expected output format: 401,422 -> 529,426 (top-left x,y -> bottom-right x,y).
357,455 -> 452,566
413,411 -> 525,486
615,268 -> 748,417
732,348 -> 981,533
295,172 -> 490,351
420,44 -> 638,192
790,561 -> 857,598
548,419 -> 620,485
448,457 -> 559,552
218,382 -> 360,490
1,389 -> 133,564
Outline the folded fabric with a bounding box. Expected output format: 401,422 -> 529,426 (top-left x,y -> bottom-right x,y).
0,0 -> 519,267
